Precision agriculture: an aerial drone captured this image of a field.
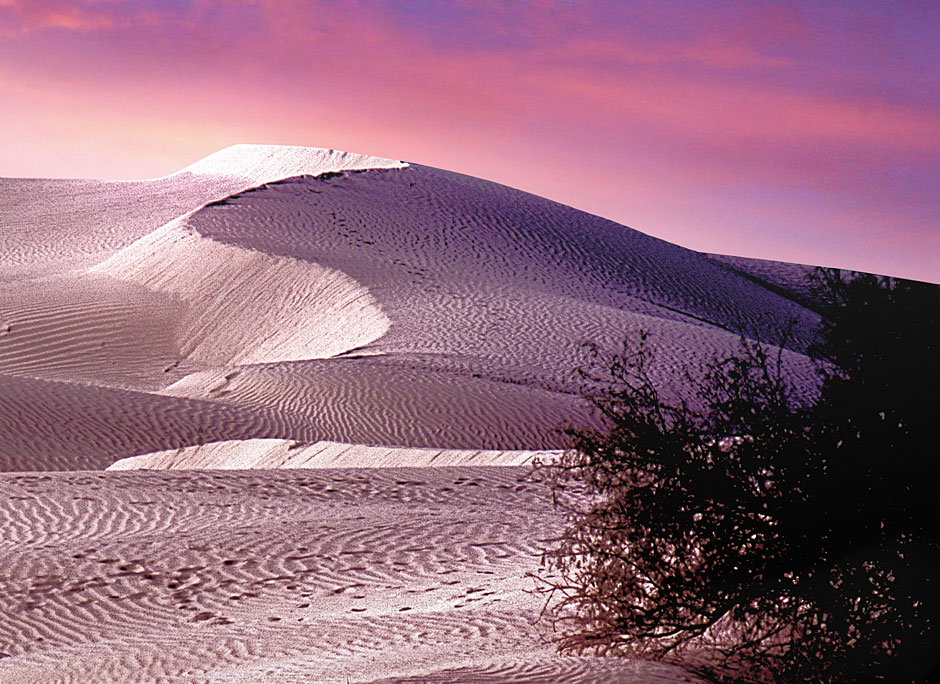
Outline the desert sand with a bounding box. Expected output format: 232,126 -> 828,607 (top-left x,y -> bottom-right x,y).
0,468 -> 708,683
0,145 -> 824,682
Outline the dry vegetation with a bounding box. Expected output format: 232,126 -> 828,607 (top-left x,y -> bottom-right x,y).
537,270 -> 940,683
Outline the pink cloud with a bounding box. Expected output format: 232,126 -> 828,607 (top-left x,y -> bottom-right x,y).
0,0 -> 121,33
518,63 -> 938,154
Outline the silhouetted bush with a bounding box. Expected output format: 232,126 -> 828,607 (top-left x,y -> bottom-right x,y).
536,269 -> 939,683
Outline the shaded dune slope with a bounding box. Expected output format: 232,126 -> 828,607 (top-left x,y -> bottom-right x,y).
0,145 -> 404,279
0,373 -> 322,471
189,167 -> 820,349
0,145 -> 824,471
0,275 -> 183,389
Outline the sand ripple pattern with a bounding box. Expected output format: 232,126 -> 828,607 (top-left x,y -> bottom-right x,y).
163,357 -> 596,450
0,468 -> 704,683
189,167 -> 822,369
0,275 -> 185,389
0,374 -> 319,471
92,218 -> 389,367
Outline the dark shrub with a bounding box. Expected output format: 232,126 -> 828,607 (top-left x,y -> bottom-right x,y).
536,270 -> 939,683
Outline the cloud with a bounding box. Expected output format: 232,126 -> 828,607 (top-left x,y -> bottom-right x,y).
522,35 -> 792,71
501,43 -> 938,157
0,0 -> 121,33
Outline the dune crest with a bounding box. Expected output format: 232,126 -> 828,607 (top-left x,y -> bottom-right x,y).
90,217 -> 390,367
175,143 -> 407,184
107,439 -> 560,470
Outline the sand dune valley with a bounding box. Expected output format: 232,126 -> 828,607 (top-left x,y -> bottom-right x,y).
0,145 -> 828,683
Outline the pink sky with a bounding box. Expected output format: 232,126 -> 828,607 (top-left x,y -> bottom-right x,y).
1,1 -> 937,282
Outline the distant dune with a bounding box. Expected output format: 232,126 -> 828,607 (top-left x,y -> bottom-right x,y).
0,144 -> 821,472
0,144 -> 832,683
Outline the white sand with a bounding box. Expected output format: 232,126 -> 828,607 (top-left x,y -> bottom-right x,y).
1,144 -> 820,471
0,468 -> 703,683
108,440 -> 560,470
0,144 -> 825,681
176,143 -> 406,184
91,217 -> 390,367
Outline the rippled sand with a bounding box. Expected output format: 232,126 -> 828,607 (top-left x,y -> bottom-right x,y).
0,144 -> 822,681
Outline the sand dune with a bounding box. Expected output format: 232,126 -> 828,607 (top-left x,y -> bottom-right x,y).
0,143 -> 833,681
1,143 -> 824,471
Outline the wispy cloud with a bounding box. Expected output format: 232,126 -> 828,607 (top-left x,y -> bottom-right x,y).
0,0 -> 125,33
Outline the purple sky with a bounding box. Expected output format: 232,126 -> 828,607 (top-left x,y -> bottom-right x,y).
1,1 -> 937,282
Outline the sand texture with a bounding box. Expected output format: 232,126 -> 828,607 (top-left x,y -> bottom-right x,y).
0,144 -> 827,681
0,468 -> 706,683
1,145 -> 821,472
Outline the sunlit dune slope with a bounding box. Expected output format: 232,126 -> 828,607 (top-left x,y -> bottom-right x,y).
108,440 -> 554,470
0,144 -> 823,471
90,217 -> 390,367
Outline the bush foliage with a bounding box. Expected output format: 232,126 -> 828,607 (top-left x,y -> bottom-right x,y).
537,269 -> 939,683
